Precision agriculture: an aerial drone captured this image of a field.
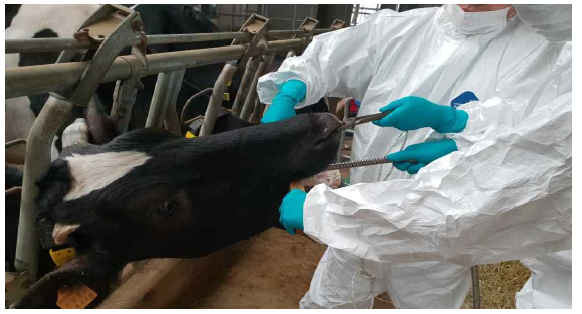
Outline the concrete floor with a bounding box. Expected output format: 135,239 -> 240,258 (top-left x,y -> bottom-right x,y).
169,228 -> 394,309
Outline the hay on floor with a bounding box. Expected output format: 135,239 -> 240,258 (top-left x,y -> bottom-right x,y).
462,261 -> 531,309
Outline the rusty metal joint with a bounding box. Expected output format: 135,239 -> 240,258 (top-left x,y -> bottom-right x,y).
130,16 -> 148,71
61,4 -> 143,107
231,14 -> 270,74
296,18 -> 319,55
119,56 -> 146,80
330,19 -> 346,30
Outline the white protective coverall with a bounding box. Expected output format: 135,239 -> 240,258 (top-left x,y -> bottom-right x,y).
257,4 -> 572,309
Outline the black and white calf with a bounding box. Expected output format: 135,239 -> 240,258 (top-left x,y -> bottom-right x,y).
14,111 -> 342,308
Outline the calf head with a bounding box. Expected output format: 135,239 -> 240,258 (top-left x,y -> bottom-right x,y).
16,113 -> 342,308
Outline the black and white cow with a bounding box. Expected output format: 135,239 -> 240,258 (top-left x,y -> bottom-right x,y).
13,109 -> 342,308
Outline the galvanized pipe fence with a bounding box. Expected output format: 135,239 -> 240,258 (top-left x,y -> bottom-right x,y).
5,29 -> 333,54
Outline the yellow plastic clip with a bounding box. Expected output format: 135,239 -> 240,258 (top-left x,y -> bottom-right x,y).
49,247 -> 77,267
185,131 -> 196,138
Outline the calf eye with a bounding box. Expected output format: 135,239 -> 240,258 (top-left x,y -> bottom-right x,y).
156,199 -> 179,218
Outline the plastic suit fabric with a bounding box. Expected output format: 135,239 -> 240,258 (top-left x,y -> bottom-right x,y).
257,5 -> 571,309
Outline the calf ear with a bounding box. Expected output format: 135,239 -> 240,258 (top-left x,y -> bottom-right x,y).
14,253 -> 121,309
206,109 -> 254,134
86,97 -> 118,145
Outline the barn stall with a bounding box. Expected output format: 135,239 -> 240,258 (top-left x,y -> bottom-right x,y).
5,3 -> 351,309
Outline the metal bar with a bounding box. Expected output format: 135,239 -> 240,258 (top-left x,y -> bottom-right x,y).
146,70 -> 186,129
231,56 -> 262,116
471,265 -> 481,309
358,6 -> 381,11
249,53 -> 276,124
164,70 -> 186,135
15,93 -> 74,280
110,78 -> 141,134
292,5 -> 298,29
352,4 -> 360,25
231,4 -> 235,31
239,57 -> 268,120
5,32 -> 244,53
6,29 -> 335,54
199,62 -> 238,136
6,38 -> 307,99
337,97 -> 351,162
250,98 -> 262,124
180,88 -> 213,124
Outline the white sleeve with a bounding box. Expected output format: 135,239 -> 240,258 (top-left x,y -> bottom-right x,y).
303,66 -> 572,266
257,11 -> 389,108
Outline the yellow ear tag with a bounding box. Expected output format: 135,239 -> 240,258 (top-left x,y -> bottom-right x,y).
49,247 -> 77,267
56,283 -> 98,309
185,131 -> 196,138
223,92 -> 231,101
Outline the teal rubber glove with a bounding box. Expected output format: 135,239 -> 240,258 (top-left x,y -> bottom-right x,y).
373,96 -> 469,133
278,189 -> 306,235
388,139 -> 458,174
260,80 -> 307,124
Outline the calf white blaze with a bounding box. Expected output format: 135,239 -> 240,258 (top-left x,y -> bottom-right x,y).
64,151 -> 151,201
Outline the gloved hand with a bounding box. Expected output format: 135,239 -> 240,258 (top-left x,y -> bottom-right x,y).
388,139 -> 458,174
278,189 -> 306,235
260,80 -> 307,124
373,96 -> 469,133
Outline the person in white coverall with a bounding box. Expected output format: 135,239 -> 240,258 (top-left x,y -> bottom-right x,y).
257,4 -> 572,309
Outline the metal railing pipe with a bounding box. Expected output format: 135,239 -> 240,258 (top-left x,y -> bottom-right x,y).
6,39 -> 304,99
471,265 -> 481,309
231,56 -> 262,116
199,63 -> 238,136
240,56 -> 270,120
5,29 -> 334,54
110,78 -> 141,134
163,70 -> 186,135
145,70 -> 186,129
14,93 -> 74,280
